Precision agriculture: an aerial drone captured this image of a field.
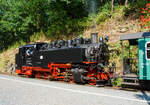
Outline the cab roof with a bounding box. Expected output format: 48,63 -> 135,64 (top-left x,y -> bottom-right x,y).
120,32 -> 150,41
19,42 -> 47,49
19,44 -> 35,49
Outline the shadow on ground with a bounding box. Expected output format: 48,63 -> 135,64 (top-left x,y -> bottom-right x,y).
135,91 -> 150,105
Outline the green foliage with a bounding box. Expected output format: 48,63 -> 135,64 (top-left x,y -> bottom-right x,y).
46,0 -> 88,37
112,5 -> 126,19
96,2 -> 111,24
0,0 -> 34,51
112,78 -> 122,87
109,42 -> 122,62
109,41 -> 138,63
0,0 -> 88,51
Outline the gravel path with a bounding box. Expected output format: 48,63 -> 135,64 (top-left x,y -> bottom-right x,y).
0,74 -> 150,105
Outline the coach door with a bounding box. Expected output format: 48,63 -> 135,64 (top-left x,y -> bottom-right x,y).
139,38 -> 150,80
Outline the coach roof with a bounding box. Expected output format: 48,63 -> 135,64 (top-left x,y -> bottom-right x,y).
120,32 -> 150,41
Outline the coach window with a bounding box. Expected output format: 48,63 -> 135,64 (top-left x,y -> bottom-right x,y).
146,42 -> 150,60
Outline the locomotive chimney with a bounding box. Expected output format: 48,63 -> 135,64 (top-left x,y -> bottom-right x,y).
91,33 -> 98,43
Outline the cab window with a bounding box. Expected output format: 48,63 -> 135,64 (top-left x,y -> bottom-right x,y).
146,43 -> 150,59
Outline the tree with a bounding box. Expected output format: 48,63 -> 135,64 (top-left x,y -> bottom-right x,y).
111,0 -> 114,16
125,0 -> 128,7
0,0 -> 88,51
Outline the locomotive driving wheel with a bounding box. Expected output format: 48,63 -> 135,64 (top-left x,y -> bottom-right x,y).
72,68 -> 87,84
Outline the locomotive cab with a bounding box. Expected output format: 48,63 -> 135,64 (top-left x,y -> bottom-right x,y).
15,43 -> 48,70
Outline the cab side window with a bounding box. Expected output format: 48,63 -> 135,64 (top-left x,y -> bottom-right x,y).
146,43 -> 150,59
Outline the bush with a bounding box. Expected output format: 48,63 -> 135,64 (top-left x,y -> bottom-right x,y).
112,78 -> 122,87
96,2 -> 111,24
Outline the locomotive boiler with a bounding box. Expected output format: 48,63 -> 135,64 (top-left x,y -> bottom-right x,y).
15,33 -> 114,86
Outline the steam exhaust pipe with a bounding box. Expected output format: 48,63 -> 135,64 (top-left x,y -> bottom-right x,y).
91,33 -> 98,43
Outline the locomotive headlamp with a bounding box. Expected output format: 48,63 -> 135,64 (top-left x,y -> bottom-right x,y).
99,37 -> 103,42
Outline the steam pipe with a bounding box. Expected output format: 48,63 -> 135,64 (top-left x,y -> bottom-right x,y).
91,33 -> 98,43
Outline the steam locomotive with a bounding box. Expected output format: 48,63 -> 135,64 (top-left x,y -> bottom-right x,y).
15,33 -> 114,86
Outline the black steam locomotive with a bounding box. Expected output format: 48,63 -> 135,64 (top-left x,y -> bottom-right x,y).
15,33 -> 114,86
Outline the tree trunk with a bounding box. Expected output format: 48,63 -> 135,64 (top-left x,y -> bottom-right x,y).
125,0 -> 128,7
111,0 -> 114,16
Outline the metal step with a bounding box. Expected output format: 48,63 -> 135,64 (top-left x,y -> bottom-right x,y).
121,74 -> 139,86
122,74 -> 138,78
121,82 -> 139,86
122,77 -> 138,80
122,75 -> 138,80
